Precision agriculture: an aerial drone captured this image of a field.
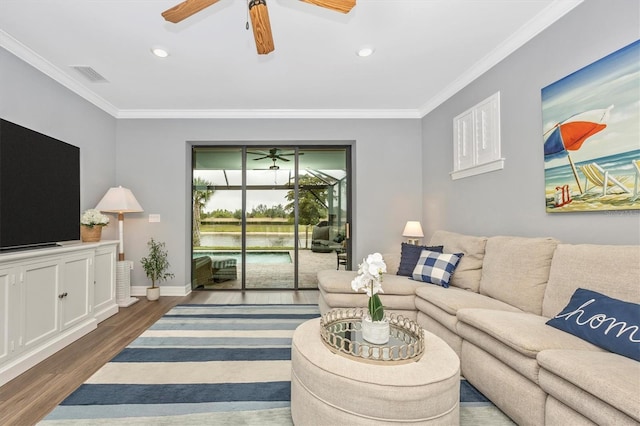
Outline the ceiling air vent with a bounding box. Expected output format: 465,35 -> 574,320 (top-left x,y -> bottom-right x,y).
70,65 -> 108,83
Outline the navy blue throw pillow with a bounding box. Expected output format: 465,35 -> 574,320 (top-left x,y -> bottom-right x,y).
546,288 -> 640,362
397,243 -> 443,276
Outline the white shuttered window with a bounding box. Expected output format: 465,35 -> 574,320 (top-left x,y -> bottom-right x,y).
451,92 -> 504,180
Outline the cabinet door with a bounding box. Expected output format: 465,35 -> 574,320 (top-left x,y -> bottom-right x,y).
0,267 -> 13,363
60,253 -> 93,330
22,259 -> 60,350
94,246 -> 116,318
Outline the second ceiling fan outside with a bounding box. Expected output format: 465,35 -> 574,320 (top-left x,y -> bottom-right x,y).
161,0 -> 357,55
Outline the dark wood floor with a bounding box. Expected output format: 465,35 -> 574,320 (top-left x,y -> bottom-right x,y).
0,290 -> 318,426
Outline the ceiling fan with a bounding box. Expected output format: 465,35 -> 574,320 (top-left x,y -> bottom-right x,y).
161,0 -> 356,55
248,148 -> 304,169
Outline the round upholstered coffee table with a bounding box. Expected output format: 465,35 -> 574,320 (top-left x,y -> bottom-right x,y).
291,317 -> 460,425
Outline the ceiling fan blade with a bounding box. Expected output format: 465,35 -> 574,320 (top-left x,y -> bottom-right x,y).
252,155 -> 270,161
299,0 -> 356,14
249,0 -> 275,55
162,0 -> 220,23
275,156 -> 290,161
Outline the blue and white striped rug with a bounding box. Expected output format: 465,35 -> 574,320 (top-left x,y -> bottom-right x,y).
41,304 -> 512,425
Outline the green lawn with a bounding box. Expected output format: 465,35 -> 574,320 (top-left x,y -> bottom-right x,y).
200,224 -> 309,233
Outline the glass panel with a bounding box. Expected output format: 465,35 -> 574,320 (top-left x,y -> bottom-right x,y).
298,148 -> 349,288
192,147 -> 243,290
245,147 -> 296,289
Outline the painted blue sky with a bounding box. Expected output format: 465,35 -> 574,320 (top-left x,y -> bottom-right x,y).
542,39 -> 640,169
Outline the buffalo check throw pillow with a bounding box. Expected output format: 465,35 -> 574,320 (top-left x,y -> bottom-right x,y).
412,250 -> 463,288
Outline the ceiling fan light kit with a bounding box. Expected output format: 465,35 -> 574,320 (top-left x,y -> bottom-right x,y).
161,0 -> 356,55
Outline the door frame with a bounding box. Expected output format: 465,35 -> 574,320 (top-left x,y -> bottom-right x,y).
189,142 -> 353,290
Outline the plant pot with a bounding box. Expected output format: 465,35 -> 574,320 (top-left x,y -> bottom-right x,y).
361,315 -> 390,345
80,225 -> 102,242
146,286 -> 160,301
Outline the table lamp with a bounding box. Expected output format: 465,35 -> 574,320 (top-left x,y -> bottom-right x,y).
95,186 -> 143,307
402,221 -> 424,245
95,186 -> 144,261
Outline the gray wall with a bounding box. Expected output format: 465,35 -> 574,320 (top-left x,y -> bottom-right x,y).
421,0 -> 640,244
2,0 -> 638,292
0,48 -> 117,220
115,119 -> 422,289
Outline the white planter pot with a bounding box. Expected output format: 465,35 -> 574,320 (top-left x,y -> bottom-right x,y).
361,316 -> 390,345
146,287 -> 160,301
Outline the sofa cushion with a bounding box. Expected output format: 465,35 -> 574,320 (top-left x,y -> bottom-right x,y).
428,230 -> 487,292
415,286 -> 521,317
412,250 -> 463,288
415,286 -> 520,334
538,349 -> 640,423
457,309 -> 604,383
479,236 -> 558,315
397,243 -> 443,276
542,244 -> 640,318
319,287 -> 418,314
457,309 -> 603,358
546,288 -> 640,361
317,269 -> 421,295
382,252 -> 400,276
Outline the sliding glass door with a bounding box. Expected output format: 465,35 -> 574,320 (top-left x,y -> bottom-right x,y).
191,145 -> 350,290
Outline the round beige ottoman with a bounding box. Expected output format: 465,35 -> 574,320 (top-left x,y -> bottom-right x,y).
291,318 -> 460,425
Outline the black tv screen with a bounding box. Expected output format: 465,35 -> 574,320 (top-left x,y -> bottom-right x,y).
0,119 -> 80,251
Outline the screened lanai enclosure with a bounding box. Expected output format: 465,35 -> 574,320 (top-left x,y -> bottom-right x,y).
191,146 -> 351,290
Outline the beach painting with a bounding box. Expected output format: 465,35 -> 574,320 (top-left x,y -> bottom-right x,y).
542,39 -> 639,213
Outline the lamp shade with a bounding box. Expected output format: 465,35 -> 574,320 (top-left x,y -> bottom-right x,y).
95,186 -> 143,213
402,221 -> 424,238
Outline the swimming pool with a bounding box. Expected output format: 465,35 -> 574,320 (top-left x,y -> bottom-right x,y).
193,251 -> 292,264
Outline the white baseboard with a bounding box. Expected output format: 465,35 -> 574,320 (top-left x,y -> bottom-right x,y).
131,285 -> 191,297
94,304 -> 119,323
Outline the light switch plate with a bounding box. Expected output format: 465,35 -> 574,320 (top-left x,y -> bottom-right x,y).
149,214 -> 161,223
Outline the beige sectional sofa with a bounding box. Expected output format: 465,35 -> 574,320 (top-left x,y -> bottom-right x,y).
317,230 -> 640,425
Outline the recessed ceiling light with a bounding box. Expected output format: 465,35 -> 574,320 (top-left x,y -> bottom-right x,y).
357,47 -> 374,57
151,47 -> 169,58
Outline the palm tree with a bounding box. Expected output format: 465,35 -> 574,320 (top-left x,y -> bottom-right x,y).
193,177 -> 214,247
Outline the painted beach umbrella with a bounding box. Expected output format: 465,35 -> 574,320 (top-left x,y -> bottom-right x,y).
544,105 -> 613,193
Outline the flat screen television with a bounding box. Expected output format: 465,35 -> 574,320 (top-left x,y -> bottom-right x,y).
0,118 -> 80,251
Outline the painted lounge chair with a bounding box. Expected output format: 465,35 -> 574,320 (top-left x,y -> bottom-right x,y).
632,159 -> 640,202
579,162 -> 631,196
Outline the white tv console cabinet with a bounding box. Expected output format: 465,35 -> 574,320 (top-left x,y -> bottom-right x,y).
0,240 -> 119,386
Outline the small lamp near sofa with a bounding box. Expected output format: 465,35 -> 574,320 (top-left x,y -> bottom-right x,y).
402,221 -> 424,245
95,186 -> 144,307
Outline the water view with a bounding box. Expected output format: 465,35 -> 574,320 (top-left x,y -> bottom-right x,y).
199,233 -> 305,248
193,251 -> 292,264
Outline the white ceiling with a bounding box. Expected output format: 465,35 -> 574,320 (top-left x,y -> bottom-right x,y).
0,0 -> 582,119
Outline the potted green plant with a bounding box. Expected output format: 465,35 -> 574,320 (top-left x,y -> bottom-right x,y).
140,238 -> 174,301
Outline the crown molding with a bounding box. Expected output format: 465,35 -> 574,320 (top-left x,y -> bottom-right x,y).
115,108 -> 422,119
417,0 -> 583,117
0,30 -> 120,117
